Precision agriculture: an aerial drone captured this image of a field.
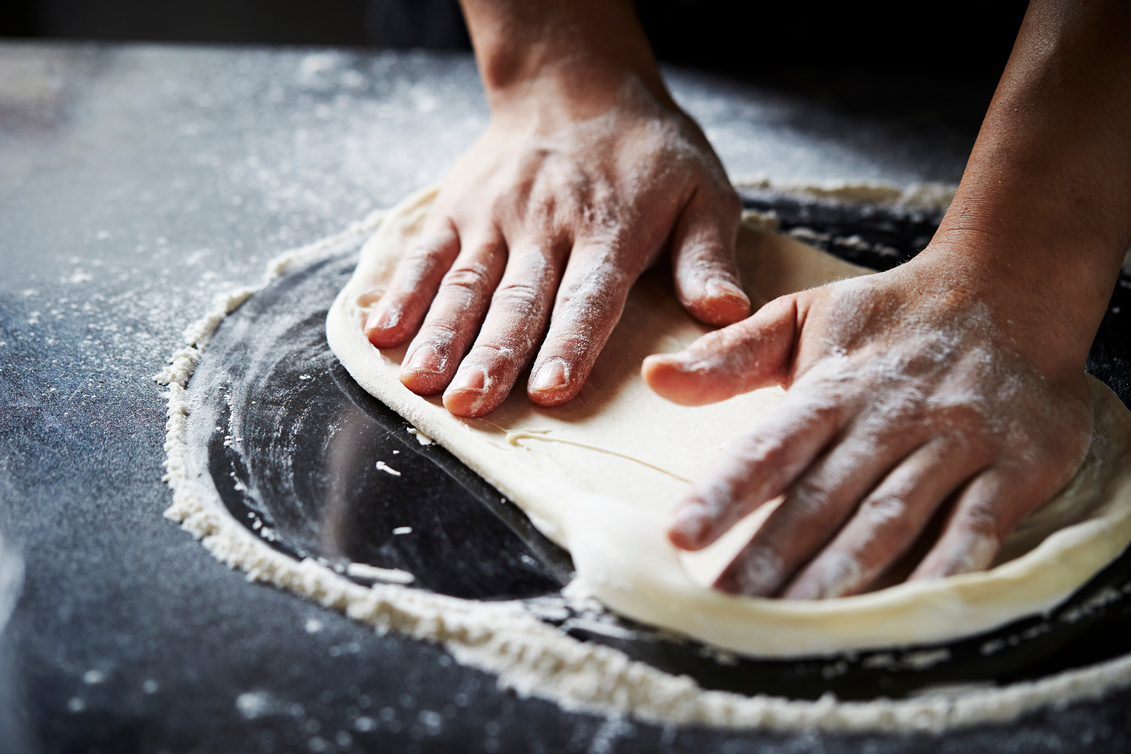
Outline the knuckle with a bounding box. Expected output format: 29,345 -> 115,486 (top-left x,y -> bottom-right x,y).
737,434 -> 784,470
563,260 -> 633,297
558,278 -> 627,323
729,545 -> 785,596
813,551 -> 864,596
693,476 -> 740,518
811,400 -> 845,426
403,239 -> 444,267
415,322 -> 459,346
861,492 -> 908,525
787,479 -> 834,518
442,264 -> 492,292
396,246 -> 447,286
465,342 -> 517,367
860,493 -> 914,538
959,500 -> 1001,540
493,281 -> 543,315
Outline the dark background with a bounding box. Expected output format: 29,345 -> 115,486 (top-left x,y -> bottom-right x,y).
1,0 -> 1030,78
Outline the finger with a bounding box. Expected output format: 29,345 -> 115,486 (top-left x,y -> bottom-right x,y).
442,242 -> 566,417
524,242 -> 638,408
670,187 -> 750,326
711,426 -> 919,596
642,294 -> 799,407
365,220 -> 461,348
399,230 -> 507,395
780,440 -> 983,600
910,469 -> 1035,580
668,381 -> 850,551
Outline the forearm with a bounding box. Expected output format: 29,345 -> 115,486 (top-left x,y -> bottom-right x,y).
926,0 -> 1131,368
457,0 -> 671,111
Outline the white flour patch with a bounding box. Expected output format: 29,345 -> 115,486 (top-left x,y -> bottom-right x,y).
375,461 -> 401,477
407,427 -> 433,445
732,177 -> 957,211
236,690 -> 271,720
156,194 -> 1131,735
345,561 -> 415,586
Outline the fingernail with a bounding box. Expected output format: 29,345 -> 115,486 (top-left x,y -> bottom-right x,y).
448,363 -> 489,394
403,344 -> 442,374
706,278 -> 748,303
702,279 -> 751,323
530,357 -> 569,393
365,306 -> 396,333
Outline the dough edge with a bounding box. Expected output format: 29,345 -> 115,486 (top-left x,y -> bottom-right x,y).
327,184 -> 1131,658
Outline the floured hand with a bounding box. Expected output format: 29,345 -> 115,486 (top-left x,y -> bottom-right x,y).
643,253 -> 1095,599
363,71 -> 748,417
643,0 -> 1131,599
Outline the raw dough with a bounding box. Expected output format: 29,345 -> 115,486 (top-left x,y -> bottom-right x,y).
327,185 -> 1131,657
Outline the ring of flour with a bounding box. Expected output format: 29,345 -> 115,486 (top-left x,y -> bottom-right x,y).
158,184 -> 1131,733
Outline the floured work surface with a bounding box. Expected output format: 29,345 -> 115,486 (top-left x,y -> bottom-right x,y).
159,197 -> 1131,731
328,186 -> 1131,658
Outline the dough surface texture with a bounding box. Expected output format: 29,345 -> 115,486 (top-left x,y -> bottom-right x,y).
327,185 -> 1131,657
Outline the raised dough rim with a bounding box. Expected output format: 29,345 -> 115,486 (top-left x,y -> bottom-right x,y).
327,184 -> 1131,658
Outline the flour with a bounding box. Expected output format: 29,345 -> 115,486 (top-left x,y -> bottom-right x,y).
158,184 -> 1131,734
345,561 -> 415,586
733,177 -> 957,211
375,461 -> 402,477
407,428 -> 434,445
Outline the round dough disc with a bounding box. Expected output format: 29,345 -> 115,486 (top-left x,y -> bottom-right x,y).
327,185 -> 1131,657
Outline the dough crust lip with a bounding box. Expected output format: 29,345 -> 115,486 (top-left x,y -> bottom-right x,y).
327,184 -> 1131,658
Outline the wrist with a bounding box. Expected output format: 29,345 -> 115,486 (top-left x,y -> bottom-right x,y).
460,0 -> 670,114
908,229 -> 1112,378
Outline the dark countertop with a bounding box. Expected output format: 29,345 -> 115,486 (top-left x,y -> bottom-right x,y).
2,41 -> 1128,753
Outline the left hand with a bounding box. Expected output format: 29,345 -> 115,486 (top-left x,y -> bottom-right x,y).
642,251 -> 1095,599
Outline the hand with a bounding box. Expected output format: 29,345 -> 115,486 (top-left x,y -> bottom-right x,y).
363,71 -> 749,417
643,250 -> 1095,599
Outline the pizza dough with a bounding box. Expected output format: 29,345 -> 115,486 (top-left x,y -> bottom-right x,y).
327,185 -> 1131,657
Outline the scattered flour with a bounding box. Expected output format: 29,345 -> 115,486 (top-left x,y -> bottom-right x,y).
345,561 -> 415,586
375,461 -> 401,477
733,177 -> 957,211
236,690 -> 271,720
407,427 -> 433,446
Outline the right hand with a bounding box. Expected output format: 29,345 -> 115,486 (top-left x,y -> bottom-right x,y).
645,245 -> 1096,599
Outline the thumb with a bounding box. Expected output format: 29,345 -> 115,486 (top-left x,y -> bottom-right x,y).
670,187 -> 751,327
642,294 -> 799,406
